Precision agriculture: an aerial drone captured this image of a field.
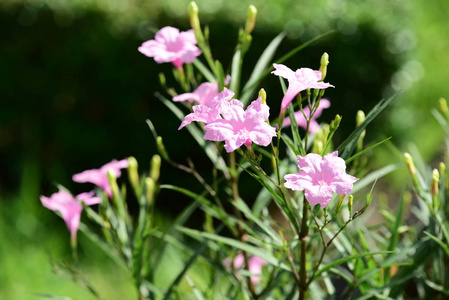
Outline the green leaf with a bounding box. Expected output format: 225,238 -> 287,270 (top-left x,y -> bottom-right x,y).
424,231 -> 449,258
287,104 -> 306,156
336,92 -> 398,160
230,49 -> 242,97
275,31 -> 335,65
243,167 -> 299,234
352,163 -> 399,194
312,251 -> 393,280
178,226 -> 292,272
231,199 -> 282,245
193,59 -> 215,83
240,33 -> 286,104
280,135 -> 300,156
186,276 -> 206,300
345,137 -> 392,164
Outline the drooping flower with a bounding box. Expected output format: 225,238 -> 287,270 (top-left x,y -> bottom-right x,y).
271,63 -> 334,112
282,99 -> 331,133
178,88 -> 235,129
72,159 -> 129,197
173,75 -> 231,106
40,190 -> 101,239
284,151 -> 358,208
138,26 -> 201,68
203,89 -> 277,152
223,253 -> 267,285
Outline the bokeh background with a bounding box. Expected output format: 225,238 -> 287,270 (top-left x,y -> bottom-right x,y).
1,0 -> 449,298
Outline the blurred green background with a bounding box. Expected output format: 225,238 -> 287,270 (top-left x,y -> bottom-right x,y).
1,0 -> 449,298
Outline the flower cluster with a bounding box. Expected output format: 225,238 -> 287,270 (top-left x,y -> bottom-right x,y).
40,159 -> 129,238
179,88 -> 277,153
284,152 -> 358,208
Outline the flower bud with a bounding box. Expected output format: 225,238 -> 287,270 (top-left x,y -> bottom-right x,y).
245,5 -> 257,34
439,162 -> 446,177
145,177 -> 155,206
330,114 -> 342,132
356,110 -> 365,127
403,153 -> 416,176
258,88 -> 267,105
431,169 -> 439,198
348,195 -> 353,219
107,169 -> 120,199
335,194 -> 344,214
313,140 -> 323,155
319,52 -> 329,81
156,136 -> 170,161
188,2 -> 201,32
150,154 -> 161,182
128,156 -> 141,196
366,194 -> 372,208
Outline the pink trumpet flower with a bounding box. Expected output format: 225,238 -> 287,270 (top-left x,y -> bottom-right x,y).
284,151 -> 358,208
282,99 -> 331,133
173,76 -> 231,106
271,63 -> 334,112
40,190 -> 101,239
72,159 -> 129,197
138,26 -> 202,68
203,89 -> 277,153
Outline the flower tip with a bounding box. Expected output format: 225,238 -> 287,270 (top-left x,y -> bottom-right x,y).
188,1 -> 199,14
356,110 -> 365,127
403,153 -> 416,176
258,88 -> 267,104
245,5 -> 257,33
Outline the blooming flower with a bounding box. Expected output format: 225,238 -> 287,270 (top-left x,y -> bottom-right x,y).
40,190 -> 101,239
223,253 -> 267,285
173,76 -> 231,106
178,88 -> 235,129
72,159 -> 129,197
138,26 -> 201,68
282,99 -> 331,133
203,89 -> 277,152
284,151 -> 358,208
271,63 -> 334,112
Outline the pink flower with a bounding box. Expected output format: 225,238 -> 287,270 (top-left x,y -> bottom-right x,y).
284,151 -> 358,208
203,89 -> 277,152
282,99 -> 331,133
138,26 -> 201,68
178,88 -> 235,129
224,254 -> 267,285
271,63 -> 334,112
72,159 -> 129,197
40,190 -> 101,239
173,76 -> 231,106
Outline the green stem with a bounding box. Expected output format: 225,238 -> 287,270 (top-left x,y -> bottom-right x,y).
299,198 -> 309,300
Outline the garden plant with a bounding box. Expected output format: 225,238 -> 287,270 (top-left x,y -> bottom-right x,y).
39,2 -> 449,299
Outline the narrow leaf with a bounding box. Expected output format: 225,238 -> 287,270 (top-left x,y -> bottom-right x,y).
240,33 -> 286,104
230,49 -> 242,96
193,59 -> 215,83
312,251 -> 393,280
336,92 -> 398,160
178,226 -> 292,272
424,231 -> 449,258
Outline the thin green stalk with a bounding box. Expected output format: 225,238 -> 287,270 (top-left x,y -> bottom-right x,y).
299,198 -> 310,300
